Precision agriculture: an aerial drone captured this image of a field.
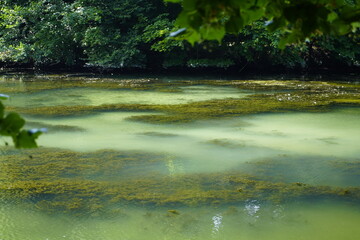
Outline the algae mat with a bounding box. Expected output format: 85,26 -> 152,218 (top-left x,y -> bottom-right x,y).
0,74 -> 359,240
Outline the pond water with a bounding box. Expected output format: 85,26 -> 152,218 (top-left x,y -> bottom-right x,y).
0,74 -> 359,239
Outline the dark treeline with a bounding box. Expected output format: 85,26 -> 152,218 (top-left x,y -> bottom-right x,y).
0,0 -> 359,73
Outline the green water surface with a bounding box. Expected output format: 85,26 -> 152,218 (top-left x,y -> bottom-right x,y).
0,74 -> 359,240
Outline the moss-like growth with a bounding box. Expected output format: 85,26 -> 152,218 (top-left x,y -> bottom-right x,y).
2,76 -> 359,123
329,161 -> 360,176
7,90 -> 360,123
205,139 -> 246,148
26,121 -> 85,132
1,74 -> 359,94
1,75 -> 359,216
0,75 -> 184,93
126,91 -> 360,123
139,132 -> 179,137
0,147 -> 359,216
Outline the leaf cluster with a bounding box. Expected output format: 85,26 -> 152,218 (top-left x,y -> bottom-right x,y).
167,0 -> 360,47
0,0 -> 358,69
0,94 -> 41,148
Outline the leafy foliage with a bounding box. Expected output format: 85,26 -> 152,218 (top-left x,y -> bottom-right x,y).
0,0 -> 359,69
0,0 -> 175,67
0,95 -> 42,148
166,0 -> 360,48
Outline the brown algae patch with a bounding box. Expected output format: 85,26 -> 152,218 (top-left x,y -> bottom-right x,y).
139,132 -> 179,137
205,139 -> 247,148
0,147 -> 359,216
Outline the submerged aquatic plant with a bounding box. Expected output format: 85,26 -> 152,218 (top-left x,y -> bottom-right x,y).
0,76 -> 359,216
0,147 -> 359,216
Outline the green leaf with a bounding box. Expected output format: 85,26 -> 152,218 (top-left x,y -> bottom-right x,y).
199,25 -> 226,42
266,17 -> 286,32
278,31 -> 302,49
183,0 -> 196,11
0,101 -> 4,119
332,19 -> 352,35
247,5 -> 266,22
266,2 -> 283,18
175,11 -> 190,27
188,13 -> 203,29
327,12 -> 338,22
283,6 -> 299,23
13,130 -> 42,148
351,21 -> 360,30
185,30 -> 201,45
0,112 -> 25,136
225,15 -> 244,33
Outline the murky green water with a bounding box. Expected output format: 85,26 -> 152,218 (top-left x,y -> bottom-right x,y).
0,74 -> 359,239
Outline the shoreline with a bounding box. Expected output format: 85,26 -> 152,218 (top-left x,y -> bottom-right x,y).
1,66 -> 359,82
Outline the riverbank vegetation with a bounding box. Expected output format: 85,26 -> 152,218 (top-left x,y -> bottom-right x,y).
0,0 -> 359,72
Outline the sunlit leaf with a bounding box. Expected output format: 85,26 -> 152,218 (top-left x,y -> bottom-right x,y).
13,130 -> 42,148
0,102 -> 4,119
0,112 -> 25,136
199,25 -> 225,42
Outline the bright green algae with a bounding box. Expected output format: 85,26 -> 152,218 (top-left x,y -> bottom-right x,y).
0,75 -> 185,93
1,75 -> 359,216
0,148 -> 359,216
3,77 -> 359,123
8,91 -> 360,123
1,74 -> 359,93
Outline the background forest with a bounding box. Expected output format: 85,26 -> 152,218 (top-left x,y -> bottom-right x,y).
0,0 -> 359,72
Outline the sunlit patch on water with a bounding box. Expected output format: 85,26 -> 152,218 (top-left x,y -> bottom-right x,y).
212,214 -> 223,234
245,200 -> 261,217
6,84 -> 252,108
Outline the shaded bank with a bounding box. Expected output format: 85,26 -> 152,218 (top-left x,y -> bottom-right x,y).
1,63 -> 359,76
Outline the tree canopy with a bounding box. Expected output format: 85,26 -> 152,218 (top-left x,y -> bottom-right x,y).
0,0 -> 359,70
166,0 -> 360,48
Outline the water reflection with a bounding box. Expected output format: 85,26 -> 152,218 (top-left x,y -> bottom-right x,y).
245,200 -> 261,218
212,214 -> 223,234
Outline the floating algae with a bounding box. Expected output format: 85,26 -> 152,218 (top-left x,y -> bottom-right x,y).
329,160 -> 360,176
138,132 -> 179,137
26,121 -> 85,133
0,147 -> 359,216
7,90 -> 360,123
1,74 -> 360,239
205,138 -> 247,148
2,75 -> 359,124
